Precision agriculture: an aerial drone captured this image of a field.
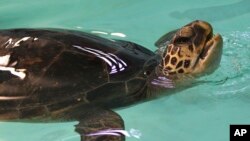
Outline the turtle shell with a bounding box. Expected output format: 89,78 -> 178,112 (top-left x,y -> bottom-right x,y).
0,29 -> 157,119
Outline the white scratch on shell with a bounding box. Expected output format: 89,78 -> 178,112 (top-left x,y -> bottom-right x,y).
111,32 -> 126,37
0,66 -> 26,79
0,96 -> 27,100
13,37 -> 31,47
91,31 -> 108,35
0,54 -> 11,66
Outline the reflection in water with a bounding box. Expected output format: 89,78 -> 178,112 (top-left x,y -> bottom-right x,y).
86,128 -> 141,139
90,30 -> 127,38
60,128 -> 141,141
151,76 -> 175,88
73,45 -> 127,74
170,0 -> 250,21
86,129 -> 129,137
91,30 -> 108,35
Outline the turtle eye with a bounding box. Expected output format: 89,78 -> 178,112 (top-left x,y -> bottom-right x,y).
144,70 -> 151,76
174,37 -> 190,44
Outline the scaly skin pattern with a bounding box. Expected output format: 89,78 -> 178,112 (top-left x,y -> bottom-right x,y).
157,20 -> 223,80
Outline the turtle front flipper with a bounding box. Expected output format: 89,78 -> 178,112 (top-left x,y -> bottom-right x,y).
155,29 -> 178,48
71,107 -> 125,141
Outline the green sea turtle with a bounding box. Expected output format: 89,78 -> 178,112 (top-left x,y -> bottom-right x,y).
0,20 -> 223,141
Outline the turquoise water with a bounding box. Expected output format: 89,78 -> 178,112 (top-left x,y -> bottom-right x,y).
0,0 -> 250,141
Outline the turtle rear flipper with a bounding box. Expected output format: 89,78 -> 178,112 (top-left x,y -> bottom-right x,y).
71,107 -> 125,141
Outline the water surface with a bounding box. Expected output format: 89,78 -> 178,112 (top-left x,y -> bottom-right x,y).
0,0 -> 250,141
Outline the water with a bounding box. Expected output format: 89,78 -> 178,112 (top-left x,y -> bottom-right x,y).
0,0 -> 250,141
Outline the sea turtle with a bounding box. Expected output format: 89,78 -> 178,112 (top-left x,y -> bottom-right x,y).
0,20 -> 223,141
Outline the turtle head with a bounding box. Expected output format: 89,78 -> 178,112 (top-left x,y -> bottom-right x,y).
158,20 -> 223,78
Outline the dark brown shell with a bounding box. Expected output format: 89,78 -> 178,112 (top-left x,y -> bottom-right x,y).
0,29 -> 157,120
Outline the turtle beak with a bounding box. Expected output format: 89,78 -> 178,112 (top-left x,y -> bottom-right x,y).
193,33 -> 223,75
